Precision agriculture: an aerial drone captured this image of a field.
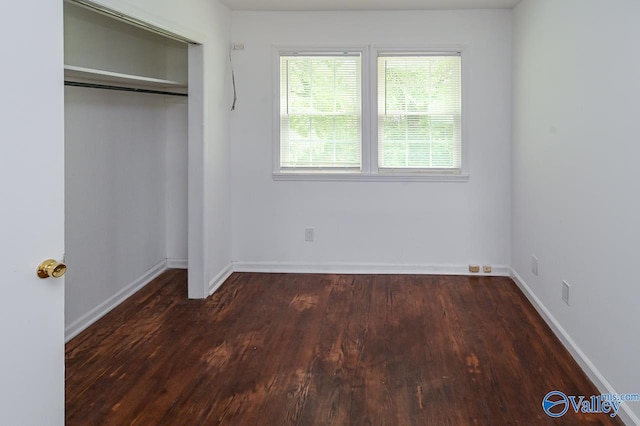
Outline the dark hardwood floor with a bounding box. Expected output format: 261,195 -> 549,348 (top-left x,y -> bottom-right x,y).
66,270 -> 623,425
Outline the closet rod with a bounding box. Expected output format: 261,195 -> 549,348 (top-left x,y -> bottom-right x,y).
64,81 -> 188,97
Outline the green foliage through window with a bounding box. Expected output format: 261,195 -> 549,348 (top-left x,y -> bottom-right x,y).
378,55 -> 461,170
280,54 -> 361,169
278,51 -> 462,173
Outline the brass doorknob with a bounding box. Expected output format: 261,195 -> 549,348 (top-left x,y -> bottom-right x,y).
37,259 -> 67,279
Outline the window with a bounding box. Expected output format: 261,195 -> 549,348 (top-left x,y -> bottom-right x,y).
377,54 -> 461,172
275,48 -> 465,181
279,53 -> 362,170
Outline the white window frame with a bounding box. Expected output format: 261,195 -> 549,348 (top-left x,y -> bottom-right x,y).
273,45 -> 469,182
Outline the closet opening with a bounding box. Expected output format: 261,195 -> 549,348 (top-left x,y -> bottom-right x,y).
63,0 -> 205,341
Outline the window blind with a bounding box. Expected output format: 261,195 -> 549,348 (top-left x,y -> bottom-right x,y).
280,54 -> 361,170
378,54 -> 461,171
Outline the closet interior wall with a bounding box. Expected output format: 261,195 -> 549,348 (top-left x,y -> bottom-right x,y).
64,1 -> 188,340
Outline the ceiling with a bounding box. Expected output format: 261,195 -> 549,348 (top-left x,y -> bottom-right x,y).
219,0 -> 521,11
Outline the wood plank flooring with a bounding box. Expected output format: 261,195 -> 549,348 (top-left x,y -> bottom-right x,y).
66,270 -> 623,425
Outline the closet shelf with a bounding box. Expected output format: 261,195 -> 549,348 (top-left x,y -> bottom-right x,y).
64,65 -> 187,90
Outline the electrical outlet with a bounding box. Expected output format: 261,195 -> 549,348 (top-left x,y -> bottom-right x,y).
483,265 -> 492,274
469,265 -> 480,273
304,228 -> 314,242
532,255 -> 539,276
562,280 -> 570,305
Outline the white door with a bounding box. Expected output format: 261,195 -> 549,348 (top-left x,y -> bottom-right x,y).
0,1 -> 65,425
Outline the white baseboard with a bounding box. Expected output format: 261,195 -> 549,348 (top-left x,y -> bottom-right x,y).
209,263 -> 234,295
65,260 -> 167,342
511,269 -> 639,426
166,258 -> 188,269
233,261 -> 511,277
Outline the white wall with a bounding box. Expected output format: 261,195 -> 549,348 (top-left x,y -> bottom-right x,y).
512,0 -> 640,423
65,88 -> 174,330
166,98 -> 189,265
230,10 -> 512,272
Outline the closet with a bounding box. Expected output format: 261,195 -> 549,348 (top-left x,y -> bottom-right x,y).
64,1 -> 189,340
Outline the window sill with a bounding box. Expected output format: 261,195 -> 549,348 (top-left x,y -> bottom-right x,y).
272,172 -> 469,182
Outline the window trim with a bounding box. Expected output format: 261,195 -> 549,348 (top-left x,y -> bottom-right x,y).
273,45 -> 469,182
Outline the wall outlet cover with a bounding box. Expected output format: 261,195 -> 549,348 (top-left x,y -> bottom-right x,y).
304,228 -> 314,242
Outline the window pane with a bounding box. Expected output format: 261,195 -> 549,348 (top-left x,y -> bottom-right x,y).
378,55 -> 461,170
280,54 -> 361,169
